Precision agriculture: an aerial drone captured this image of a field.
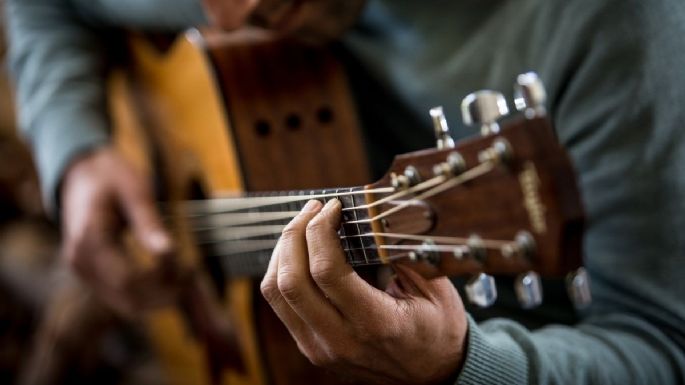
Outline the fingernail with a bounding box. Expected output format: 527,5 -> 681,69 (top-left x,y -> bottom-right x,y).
148,231 -> 171,253
302,200 -> 323,212
323,198 -> 341,211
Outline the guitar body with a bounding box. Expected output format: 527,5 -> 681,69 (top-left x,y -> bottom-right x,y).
110,29 -> 370,385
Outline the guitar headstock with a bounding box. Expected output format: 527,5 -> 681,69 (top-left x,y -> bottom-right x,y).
361,73 -> 588,308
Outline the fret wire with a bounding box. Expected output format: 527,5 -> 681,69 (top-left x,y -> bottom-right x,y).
332,188 -> 358,265
349,188 -> 369,265
342,188 -> 367,266
336,188 -> 354,265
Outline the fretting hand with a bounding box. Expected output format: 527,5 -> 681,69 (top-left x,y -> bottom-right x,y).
260,199 -> 468,385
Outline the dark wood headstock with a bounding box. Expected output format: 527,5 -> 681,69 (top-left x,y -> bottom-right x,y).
361,79 -> 586,306
367,115 -> 584,277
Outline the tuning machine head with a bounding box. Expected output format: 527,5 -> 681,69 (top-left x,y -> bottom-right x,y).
465,272 -> 497,307
461,90 -> 509,136
514,72 -> 547,118
515,271 -> 543,308
432,151 -> 466,177
430,106 -> 455,149
391,165 -> 422,190
567,268 -> 592,308
408,239 -> 441,265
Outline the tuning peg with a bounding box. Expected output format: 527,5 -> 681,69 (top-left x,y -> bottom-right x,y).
567,268 -> 592,308
408,239 -> 441,265
515,271 -> 543,308
501,231 -> 537,260
391,165 -> 422,190
461,90 -> 509,136
429,106 -> 455,149
465,273 -> 497,307
514,72 -> 547,118
433,151 -> 466,177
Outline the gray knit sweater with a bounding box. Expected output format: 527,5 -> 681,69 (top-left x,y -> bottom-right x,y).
6,0 -> 685,383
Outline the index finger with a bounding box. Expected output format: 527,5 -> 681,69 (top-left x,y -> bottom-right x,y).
306,199 -> 394,321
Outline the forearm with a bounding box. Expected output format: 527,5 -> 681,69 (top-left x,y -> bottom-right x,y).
7,0 -> 111,214
5,0 -> 206,215
459,310 -> 684,385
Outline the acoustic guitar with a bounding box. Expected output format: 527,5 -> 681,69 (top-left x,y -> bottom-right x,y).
106,29 -> 588,385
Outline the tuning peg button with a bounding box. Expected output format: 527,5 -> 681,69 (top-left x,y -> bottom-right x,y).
461,90 -> 509,136
567,268 -> 592,308
430,106 -> 455,149
465,273 -> 497,307
514,72 -> 547,118
515,271 -> 543,309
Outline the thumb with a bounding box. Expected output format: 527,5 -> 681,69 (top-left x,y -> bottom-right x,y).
117,176 -> 172,259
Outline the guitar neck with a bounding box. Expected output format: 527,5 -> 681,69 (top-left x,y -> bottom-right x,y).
186,186 -> 380,278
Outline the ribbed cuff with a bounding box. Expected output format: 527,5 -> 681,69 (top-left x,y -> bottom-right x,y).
457,316 -> 528,385
30,107 -> 110,218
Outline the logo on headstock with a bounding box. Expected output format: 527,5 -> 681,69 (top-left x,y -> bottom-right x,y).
519,162 -> 547,234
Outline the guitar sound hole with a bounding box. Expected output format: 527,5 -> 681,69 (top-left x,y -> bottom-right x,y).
255,120 -> 271,137
285,114 -> 302,131
316,106 -> 334,124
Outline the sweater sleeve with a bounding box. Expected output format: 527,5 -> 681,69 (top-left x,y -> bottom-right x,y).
5,0 -> 206,215
457,1 -> 685,384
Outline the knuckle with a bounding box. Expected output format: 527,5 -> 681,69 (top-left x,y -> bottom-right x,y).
336,344 -> 362,365
260,277 -> 281,304
305,216 -> 326,237
276,272 -> 302,303
280,221 -> 304,242
62,239 -> 88,269
310,258 -> 337,288
307,349 -> 334,367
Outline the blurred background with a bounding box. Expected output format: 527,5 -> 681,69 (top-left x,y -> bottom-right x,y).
0,0 -> 54,379
0,2 -> 160,384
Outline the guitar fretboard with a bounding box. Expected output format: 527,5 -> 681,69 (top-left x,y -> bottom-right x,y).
190,187 -> 379,277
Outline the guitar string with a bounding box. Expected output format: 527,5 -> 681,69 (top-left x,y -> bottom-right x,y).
173,186 -> 395,215
342,233 -> 512,248
188,161 -> 495,243
347,162 -> 494,224
170,170 -> 450,218
197,232 -> 512,250
340,174 -> 446,211
181,175 -> 445,230
208,242 -> 493,274
189,211 -> 301,229
175,161 -> 502,271
180,162 -> 494,235
201,234 -> 514,259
